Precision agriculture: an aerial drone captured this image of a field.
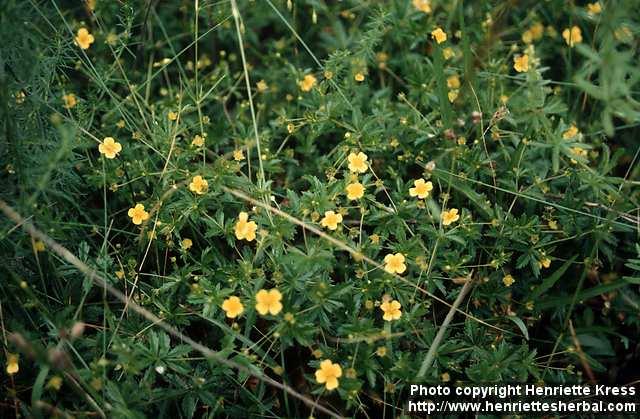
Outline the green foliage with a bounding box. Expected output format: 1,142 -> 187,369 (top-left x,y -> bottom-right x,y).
1,0 -> 639,417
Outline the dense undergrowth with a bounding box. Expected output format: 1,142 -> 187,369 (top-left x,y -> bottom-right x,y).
1,0 -> 639,417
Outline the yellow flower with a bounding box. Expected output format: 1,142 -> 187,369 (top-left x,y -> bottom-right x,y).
522,30 -> 533,44
192,135 -> 205,147
412,0 -> 431,13
347,152 -> 368,173
75,28 -> 95,50
376,346 -> 387,357
320,211 -> 342,230
222,296 -> 244,318
503,274 -> 515,287
256,80 -> 268,92
168,111 -> 178,121
189,175 -> 208,195
115,270 -> 125,279
441,208 -> 460,226
235,211 -> 258,241
299,74 -> 317,92
354,72 -> 365,82
548,220 -> 559,230
431,27 -> 447,44
255,289 -> 283,316
448,89 -> 459,103
47,376 -> 63,391
441,372 -> 451,382
562,26 -> 583,47
62,93 -> 77,109
380,299 -> 402,321
563,124 -> 579,139
128,204 -> 150,225
513,54 -> 529,72
384,253 -> 406,274
442,47 -> 455,60
315,360 -> 342,391
34,240 -> 46,252
346,182 -> 365,200
446,75 -> 460,89
409,178 -> 433,199
530,22 -> 544,40
587,2 -> 602,15
98,137 -> 122,159
233,149 -> 245,161
14,91 -> 26,104
6,354 -> 19,375
539,257 -> 551,269
181,238 -> 193,250
570,147 -> 588,164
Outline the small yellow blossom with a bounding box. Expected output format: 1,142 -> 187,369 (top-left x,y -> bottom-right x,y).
562,26 -> 583,47
255,289 -> 283,316
587,2 -> 602,15
563,124 -> 579,139
431,27 -> 447,44
299,74 -> 317,92
548,220 -> 558,230
354,72 -> 365,82
62,93 -> 77,109
75,28 -> 95,50
448,90 -> 459,103
347,152 -> 368,173
539,257 -> 552,269
6,354 -> 19,375
413,0 -> 432,13
189,175 -> 208,195
513,54 -> 529,72
47,376 -> 63,391
447,75 -> 460,89
346,182 -> 365,200
222,296 -> 244,318
233,149 -> 245,161
168,111 -> 178,121
523,23 -> 544,43
384,253 -> 406,274
380,299 -> 402,321
315,360 -> 342,391
128,204 -> 150,225
98,137 -> 122,159
530,22 -> 544,40
376,346 -> 387,357
192,135 -> 205,147
503,274 -> 515,287
115,270 -> 125,279
441,208 -> 460,226
409,178 -> 433,199
256,80 -> 268,92
34,240 -> 46,252
181,238 -> 193,250
370,234 -> 380,244
570,147 -> 588,164
235,212 -> 257,241
320,211 -> 342,230
443,47 -> 455,60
